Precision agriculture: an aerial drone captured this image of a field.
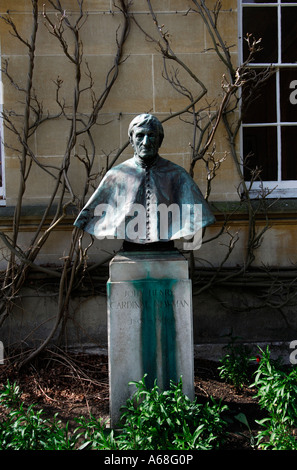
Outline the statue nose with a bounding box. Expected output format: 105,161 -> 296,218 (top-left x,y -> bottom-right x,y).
143,135 -> 149,145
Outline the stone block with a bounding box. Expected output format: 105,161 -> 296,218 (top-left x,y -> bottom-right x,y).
128,0 -> 170,12
79,12 -> 122,55
169,0 -> 192,11
153,53 -> 224,113
107,250 -> 194,426
2,56 -> 29,115
0,12 -> 33,55
84,115 -> 121,159
161,118 -> 198,156
59,0 -> 111,11
205,9 -> 238,52
0,0 -> 28,11
109,251 -> 189,280
35,117 -> 72,156
0,0 -> 112,13
205,0 -> 238,12
0,1 -> 76,13
156,12 -> 205,54
102,54 -> 154,114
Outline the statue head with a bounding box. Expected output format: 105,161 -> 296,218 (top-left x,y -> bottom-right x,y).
128,114 -> 164,160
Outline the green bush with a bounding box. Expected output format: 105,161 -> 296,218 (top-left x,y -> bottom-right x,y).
252,346 -> 297,450
0,380 -> 76,450
1,376 -> 228,451
7,348 -> 297,452
76,376 -> 229,450
218,337 -> 252,389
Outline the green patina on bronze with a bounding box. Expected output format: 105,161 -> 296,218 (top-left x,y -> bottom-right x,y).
132,278 -> 178,390
73,114 -> 215,244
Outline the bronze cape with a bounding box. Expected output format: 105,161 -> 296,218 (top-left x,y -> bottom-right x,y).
74,155 -> 215,244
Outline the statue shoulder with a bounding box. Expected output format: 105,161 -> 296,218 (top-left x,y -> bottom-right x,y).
100,158 -> 135,181
157,157 -> 192,178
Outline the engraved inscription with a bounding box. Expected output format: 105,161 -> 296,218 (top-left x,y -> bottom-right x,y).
110,287 -> 189,310
110,300 -> 141,309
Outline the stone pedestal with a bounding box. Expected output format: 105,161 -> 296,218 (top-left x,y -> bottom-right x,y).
107,250 -> 194,427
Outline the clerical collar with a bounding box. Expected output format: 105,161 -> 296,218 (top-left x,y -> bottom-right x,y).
134,154 -> 159,169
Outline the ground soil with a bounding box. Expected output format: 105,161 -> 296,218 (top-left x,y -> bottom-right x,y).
0,351 -> 265,450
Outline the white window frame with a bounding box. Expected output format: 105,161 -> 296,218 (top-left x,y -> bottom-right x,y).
239,1 -> 297,198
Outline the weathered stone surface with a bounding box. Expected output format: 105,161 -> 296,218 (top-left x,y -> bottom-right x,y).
107,250 -> 194,426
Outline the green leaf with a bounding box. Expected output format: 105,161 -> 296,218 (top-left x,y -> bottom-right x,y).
234,412 -> 250,429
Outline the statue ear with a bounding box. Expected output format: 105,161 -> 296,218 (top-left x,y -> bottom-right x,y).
158,134 -> 164,148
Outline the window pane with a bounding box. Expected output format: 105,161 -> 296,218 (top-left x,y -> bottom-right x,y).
281,7 -> 297,62
242,70 -> 276,123
242,1 -> 277,3
281,126 -> 297,180
243,126 -> 277,181
243,7 -> 278,63
280,68 -> 297,121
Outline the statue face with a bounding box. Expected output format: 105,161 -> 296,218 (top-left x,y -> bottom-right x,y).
131,126 -> 160,160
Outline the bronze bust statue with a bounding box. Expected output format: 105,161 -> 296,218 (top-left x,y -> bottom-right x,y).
74,114 -> 215,247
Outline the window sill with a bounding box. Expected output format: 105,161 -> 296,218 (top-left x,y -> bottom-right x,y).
210,198 -> 297,221
245,182 -> 297,200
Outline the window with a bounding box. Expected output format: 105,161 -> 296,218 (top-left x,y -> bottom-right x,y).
239,1 -> 297,197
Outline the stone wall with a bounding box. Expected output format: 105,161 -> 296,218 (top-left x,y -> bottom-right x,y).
2,281 -> 296,363
1,0 -> 296,265
1,0 -> 297,358
1,0 -> 239,208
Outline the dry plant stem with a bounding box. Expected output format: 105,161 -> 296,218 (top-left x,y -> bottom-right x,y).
140,1 -> 249,276
221,49 -> 275,266
0,1 -> 39,324
0,1 -> 131,358
194,0 -> 275,268
191,0 -> 235,78
140,1 -> 240,187
17,0 -> 132,366
134,1 -> 207,95
0,0 -> 287,362
6,1 -> 37,255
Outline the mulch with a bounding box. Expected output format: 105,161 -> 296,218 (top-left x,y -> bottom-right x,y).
0,351 -> 266,450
